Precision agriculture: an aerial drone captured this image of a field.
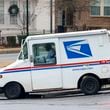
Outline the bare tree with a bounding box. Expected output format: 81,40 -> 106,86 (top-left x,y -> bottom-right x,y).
18,0 -> 39,36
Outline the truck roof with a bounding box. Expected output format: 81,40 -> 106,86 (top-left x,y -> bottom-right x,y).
26,29 -> 108,41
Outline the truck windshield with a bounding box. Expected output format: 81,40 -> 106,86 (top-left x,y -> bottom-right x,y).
18,43 -> 28,60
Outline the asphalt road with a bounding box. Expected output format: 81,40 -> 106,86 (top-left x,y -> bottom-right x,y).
0,53 -> 18,61
0,53 -> 19,68
0,91 -> 110,110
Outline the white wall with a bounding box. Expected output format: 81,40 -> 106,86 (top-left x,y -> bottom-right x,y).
35,0 -> 55,34
1,0 -> 37,37
0,0 -> 55,39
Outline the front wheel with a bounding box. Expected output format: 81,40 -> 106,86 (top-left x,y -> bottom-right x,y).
80,76 -> 100,95
4,82 -> 24,99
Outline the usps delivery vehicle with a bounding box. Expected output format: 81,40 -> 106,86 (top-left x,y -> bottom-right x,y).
0,29 -> 110,99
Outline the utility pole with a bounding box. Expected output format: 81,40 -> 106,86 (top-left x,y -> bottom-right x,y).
50,0 -> 53,33
26,0 -> 29,37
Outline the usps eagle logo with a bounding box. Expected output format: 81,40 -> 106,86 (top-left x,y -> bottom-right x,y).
63,40 -> 92,59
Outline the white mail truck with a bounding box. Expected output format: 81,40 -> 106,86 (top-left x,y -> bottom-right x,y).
0,29 -> 110,99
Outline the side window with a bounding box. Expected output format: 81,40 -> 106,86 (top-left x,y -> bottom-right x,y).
23,43 -> 28,59
32,43 -> 56,66
18,43 -> 28,60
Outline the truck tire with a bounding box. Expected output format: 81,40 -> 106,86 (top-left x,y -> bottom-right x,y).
80,76 -> 100,95
4,82 -> 23,99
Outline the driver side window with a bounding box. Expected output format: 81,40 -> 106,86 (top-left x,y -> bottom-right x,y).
32,43 -> 56,66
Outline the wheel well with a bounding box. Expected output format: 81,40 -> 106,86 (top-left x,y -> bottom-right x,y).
4,81 -> 25,93
78,73 -> 101,89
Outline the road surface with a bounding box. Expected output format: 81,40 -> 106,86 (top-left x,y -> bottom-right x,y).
0,53 -> 18,68
0,91 -> 110,110
0,53 -> 18,61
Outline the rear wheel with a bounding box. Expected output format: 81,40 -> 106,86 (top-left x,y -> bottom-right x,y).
4,82 -> 24,99
80,76 -> 100,95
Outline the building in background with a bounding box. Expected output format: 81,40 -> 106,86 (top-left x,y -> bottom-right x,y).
55,0 -> 110,33
0,0 -> 55,46
35,0 -> 55,34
